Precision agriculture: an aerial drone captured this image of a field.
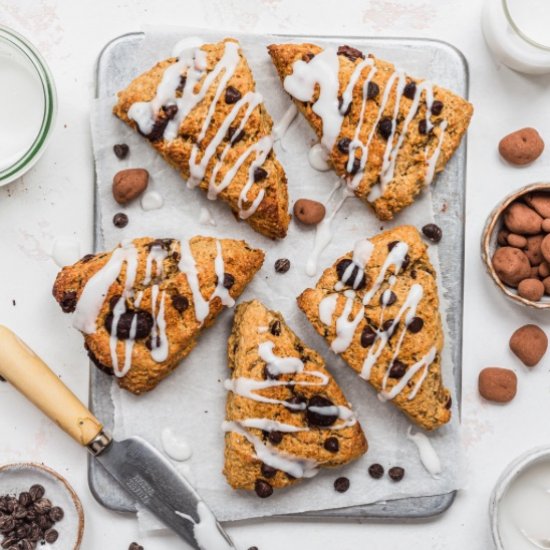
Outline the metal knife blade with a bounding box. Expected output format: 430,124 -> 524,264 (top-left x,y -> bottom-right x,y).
94,436 -> 235,550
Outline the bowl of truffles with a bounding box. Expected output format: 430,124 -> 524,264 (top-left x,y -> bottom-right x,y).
482,183 -> 550,309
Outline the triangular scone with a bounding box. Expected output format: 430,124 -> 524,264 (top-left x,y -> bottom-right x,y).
53,237 -> 264,394
223,300 -> 367,496
268,43 -> 473,220
297,226 -> 451,431
114,38 -> 290,239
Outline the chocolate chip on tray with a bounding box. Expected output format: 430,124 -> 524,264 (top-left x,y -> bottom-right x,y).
421,223 -> 442,243
368,463 -> 384,479
388,466 -> 405,482
334,477 -> 350,493
274,258 -> 291,273
129,543 -> 144,550
113,143 -> 129,159
113,212 -> 129,228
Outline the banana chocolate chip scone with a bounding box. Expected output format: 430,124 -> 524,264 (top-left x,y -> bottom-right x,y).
223,300 -> 367,497
268,43 -> 473,220
53,237 -> 264,394
297,226 -> 451,431
114,38 -> 290,239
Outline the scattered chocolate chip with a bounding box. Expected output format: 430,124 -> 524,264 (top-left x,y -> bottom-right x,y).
324,437 -> 339,453
129,544 -> 144,550
268,431 -> 283,445
254,479 -> 273,498
261,463 -> 277,478
360,326 -> 376,347
270,320 -> 281,336
378,117 -> 393,140
368,463 -> 384,479
113,143 -> 129,159
367,81 -> 379,100
403,81 -> 417,99
380,290 -> 397,306
431,100 -> 444,116
225,86 -> 242,104
389,360 -> 407,378
418,119 -> 428,135
336,259 -> 367,289
171,294 -> 189,313
337,45 -> 365,61
286,395 -> 307,412
223,273 -> 235,289
334,477 -> 350,493
274,258 -> 291,273
337,137 -> 351,154
113,212 -> 129,228
60,291 -> 77,313
306,395 -> 338,427
253,167 -> 268,182
422,223 -> 442,243
388,466 -> 405,481
407,316 -> 424,333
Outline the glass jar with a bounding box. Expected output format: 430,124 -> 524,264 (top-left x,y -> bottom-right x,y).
482,0 -> 550,74
0,25 -> 57,186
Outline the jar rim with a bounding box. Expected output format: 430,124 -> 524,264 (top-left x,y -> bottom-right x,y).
0,25 -> 57,185
502,0 -> 550,52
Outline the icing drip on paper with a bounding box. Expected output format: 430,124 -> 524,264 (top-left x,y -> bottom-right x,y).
199,206 -> 217,226
161,427 -> 193,461
308,143 -> 331,171
406,426 -> 442,477
140,190 -> 164,211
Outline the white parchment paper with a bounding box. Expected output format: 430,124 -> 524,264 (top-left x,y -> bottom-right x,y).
90,27 -> 463,524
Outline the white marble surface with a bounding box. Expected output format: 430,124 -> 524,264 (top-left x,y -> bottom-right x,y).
1,0 -> 550,548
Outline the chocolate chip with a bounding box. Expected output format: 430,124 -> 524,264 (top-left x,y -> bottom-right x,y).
422,223 -> 442,243
60,291 -> 77,313
286,395 -> 307,412
268,431 -> 283,445
388,240 -> 399,251
337,45 -> 365,61
302,52 -> 315,62
348,157 -> 361,176
223,273 -> 235,289
254,479 -> 273,498
261,463 -> 277,478
162,103 -> 178,119
338,96 -> 352,116
106,310 -> 153,340
146,238 -> 173,250
44,529 -> 58,543
324,437 -> 339,453
382,319 -> 398,336
171,294 -> 189,313
401,255 -> 410,270
367,81 -> 379,100
263,365 -> 279,380
334,477 -> 350,493
176,75 -> 187,94
418,119 -> 428,135
225,86 -> 241,104
80,253 -> 95,263
113,212 -> 129,228
336,259 -> 367,290
227,126 -> 245,144
135,311 -> 154,339
129,544 -> 144,550
388,466 -> 405,481
337,137 -> 351,154
445,395 -> 453,409
360,326 -> 376,347
113,143 -> 129,159
274,258 -> 290,273
306,395 -> 338,427
431,100 -> 444,115
380,290 -> 396,306
253,167 -> 268,182
368,463 -> 384,479
29,485 -> 44,502
407,316 -> 424,333
389,360 -> 407,378
270,320 -> 281,336
378,117 -> 393,140
403,81 -> 417,99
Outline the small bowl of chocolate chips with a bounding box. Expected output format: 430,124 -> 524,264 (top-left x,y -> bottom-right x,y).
0,462 -> 84,549
482,182 -> 550,309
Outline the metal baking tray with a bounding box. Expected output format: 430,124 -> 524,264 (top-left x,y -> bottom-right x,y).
89,31 -> 467,521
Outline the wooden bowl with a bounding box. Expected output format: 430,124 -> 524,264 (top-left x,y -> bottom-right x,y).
0,462 -> 84,549
481,182 -> 550,309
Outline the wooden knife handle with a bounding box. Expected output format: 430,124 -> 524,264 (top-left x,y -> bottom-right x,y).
0,325 -> 104,447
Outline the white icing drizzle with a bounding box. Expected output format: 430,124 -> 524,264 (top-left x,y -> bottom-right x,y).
273,103 -> 298,144
140,190 -> 164,211
334,237 -> 374,291
424,120 -> 449,185
210,240 -> 235,308
222,421 -> 319,479
143,245 -> 167,286
161,427 -> 193,461
319,293 -> 338,325
406,426 -> 442,477
284,48 -> 343,150
149,285 -> 169,362
178,239 -> 210,323
175,501 -> 234,550
331,290 -> 363,353
308,143 -> 331,171
258,341 -> 303,376
306,182 -> 354,277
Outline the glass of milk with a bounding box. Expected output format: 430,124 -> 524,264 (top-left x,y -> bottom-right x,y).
0,25 -> 57,186
491,446 -> 550,549
482,0 -> 550,74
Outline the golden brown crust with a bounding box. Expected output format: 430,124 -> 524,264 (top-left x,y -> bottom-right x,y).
268,43 -> 473,220
297,226 -> 451,430
53,237 -> 264,394
224,300 -> 367,492
114,38 -> 290,239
